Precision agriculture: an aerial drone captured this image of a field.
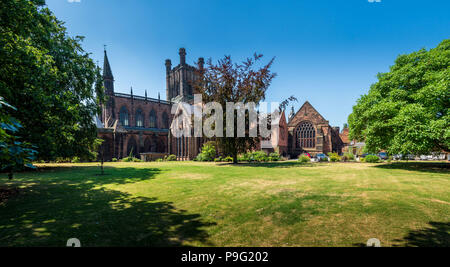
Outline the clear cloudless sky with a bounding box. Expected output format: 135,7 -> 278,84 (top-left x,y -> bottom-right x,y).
46,0 -> 449,128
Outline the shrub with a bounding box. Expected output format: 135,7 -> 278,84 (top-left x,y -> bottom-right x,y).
156,158 -> 164,162
237,154 -> 247,162
195,153 -> 210,162
196,143 -> 216,162
214,157 -> 223,163
269,152 -> 281,162
251,151 -> 269,162
111,158 -> 118,162
71,157 -> 80,163
166,155 -> 177,161
328,153 -> 341,162
298,155 -> 310,163
55,157 -> 68,163
224,156 -> 234,162
365,155 -> 380,163
121,157 -> 133,162
342,153 -> 355,162
121,156 -> 141,162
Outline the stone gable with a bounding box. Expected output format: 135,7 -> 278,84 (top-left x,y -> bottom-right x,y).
288,101 -> 328,128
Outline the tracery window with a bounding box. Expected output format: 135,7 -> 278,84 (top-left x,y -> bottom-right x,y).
297,122 -> 316,148
119,106 -> 129,126
162,112 -> 169,129
149,110 -> 157,128
136,109 -> 144,127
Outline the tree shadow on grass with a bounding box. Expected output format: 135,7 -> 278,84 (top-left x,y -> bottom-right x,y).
393,222 -> 450,247
6,166 -> 163,187
353,222 -> 450,247
374,162 -> 449,174
216,161 -> 316,169
0,166 -> 215,247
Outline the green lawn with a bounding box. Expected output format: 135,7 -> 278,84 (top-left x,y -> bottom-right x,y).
0,161 -> 449,247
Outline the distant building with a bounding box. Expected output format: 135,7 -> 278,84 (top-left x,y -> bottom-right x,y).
287,101 -> 346,157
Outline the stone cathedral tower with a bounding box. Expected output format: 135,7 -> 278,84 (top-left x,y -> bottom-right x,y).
165,48 -> 204,103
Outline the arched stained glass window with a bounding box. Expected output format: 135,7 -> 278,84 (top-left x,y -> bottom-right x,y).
149,110 -> 157,129
297,122 -> 316,148
162,112 -> 169,129
136,109 -> 144,127
120,106 -> 129,127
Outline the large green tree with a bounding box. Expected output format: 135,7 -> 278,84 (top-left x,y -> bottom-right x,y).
349,39 -> 449,155
0,0 -> 104,161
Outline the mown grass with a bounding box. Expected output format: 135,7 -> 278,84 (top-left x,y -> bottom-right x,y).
0,161 -> 448,247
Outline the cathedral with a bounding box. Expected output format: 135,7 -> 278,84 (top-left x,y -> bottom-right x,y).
98,48 -> 348,161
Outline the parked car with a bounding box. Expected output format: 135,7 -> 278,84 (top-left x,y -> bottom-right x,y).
378,152 -> 388,160
316,153 -> 329,162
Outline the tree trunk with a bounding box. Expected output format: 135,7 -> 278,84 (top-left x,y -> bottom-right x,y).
232,144 -> 238,164
100,143 -> 105,175
8,171 -> 13,180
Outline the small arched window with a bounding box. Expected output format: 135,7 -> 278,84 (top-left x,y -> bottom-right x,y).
149,110 -> 157,128
136,109 -> 144,128
297,121 -> 316,148
119,106 -> 129,127
162,112 -> 169,129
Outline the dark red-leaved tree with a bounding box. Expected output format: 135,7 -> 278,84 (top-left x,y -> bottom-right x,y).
194,54 -> 277,163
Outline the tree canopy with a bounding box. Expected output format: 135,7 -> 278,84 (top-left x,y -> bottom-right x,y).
0,0 -> 104,161
194,54 -> 276,163
348,39 -> 449,155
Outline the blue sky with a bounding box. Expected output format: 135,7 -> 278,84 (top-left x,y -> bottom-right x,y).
46,0 -> 449,128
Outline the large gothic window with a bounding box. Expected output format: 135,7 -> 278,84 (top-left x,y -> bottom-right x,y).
297,121 -> 316,148
149,110 -> 157,128
162,112 -> 169,129
136,109 -> 144,127
119,106 -> 129,126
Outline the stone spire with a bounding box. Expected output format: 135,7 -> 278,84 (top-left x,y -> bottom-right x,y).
103,49 -> 114,80
103,48 -> 114,95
